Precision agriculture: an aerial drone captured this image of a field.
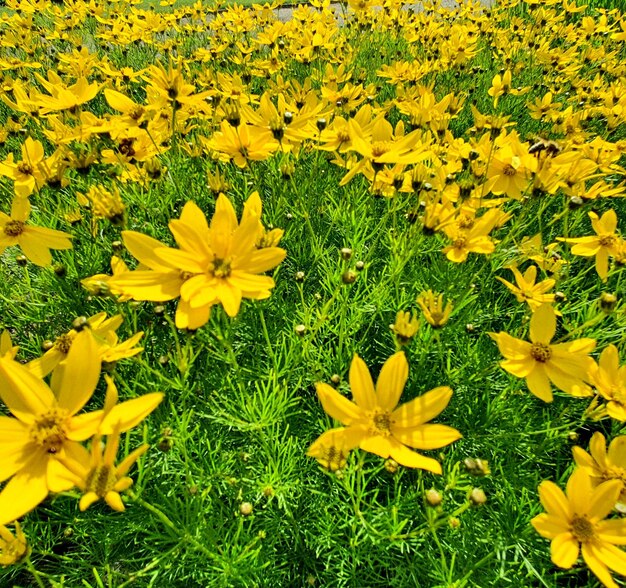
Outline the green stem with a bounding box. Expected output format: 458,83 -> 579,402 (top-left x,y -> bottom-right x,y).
25,551 -> 46,588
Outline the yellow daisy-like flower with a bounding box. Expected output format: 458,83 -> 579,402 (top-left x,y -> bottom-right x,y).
589,345 -> 626,421
531,468 -> 626,588
496,265 -> 556,312
308,352 -> 461,473
573,432 -> 626,510
558,210 -> 621,282
0,196 -> 72,267
0,331 -> 163,525
489,303 -> 596,402
28,313 -> 144,378
109,193 -> 286,329
416,290 -> 453,328
0,521 -> 27,567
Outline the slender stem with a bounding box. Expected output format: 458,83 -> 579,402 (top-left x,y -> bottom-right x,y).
25,551 -> 46,588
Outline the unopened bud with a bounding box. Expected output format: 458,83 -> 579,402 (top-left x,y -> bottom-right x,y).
239,502 -> 253,516
295,271 -> 305,283
330,374 -> 341,387
470,487 -> 487,506
425,489 -> 443,506
295,324 -> 306,336
600,292 -> 617,314
355,260 -> 365,271
72,316 -> 88,331
342,270 -> 357,284
340,247 -> 353,260
384,459 -> 399,473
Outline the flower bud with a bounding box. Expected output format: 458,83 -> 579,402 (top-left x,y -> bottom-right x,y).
600,292 -> 617,314
384,459 -> 399,473
330,374 -> 341,387
425,489 -> 443,506
295,324 -> 306,336
470,487 -> 487,506
340,247 -> 353,260
239,502 -> 253,516
342,270 -> 357,284
295,271 -> 305,283
355,260 -> 365,271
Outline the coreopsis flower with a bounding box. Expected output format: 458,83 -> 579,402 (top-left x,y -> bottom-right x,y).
204,121 -> 278,167
0,137 -> 46,198
417,290 -> 453,328
0,522 -> 26,566
391,310 -> 419,345
109,193 -> 286,329
573,432 -> 626,511
28,313 -> 143,378
531,468 -> 626,588
0,331 -> 163,524
496,265 -> 556,312
489,303 -> 596,402
78,185 -> 125,225
308,352 -> 461,472
588,345 -> 626,421
485,144 -> 537,200
558,210 -> 621,282
441,208 -> 501,263
0,196 -> 72,266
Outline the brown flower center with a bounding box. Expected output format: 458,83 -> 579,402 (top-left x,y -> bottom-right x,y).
3,220 -> 25,237
16,162 -> 33,175
54,333 -> 74,355
599,234 -> 616,247
85,464 -> 117,497
530,342 -> 552,362
502,164 -> 517,176
369,409 -> 394,437
211,257 -> 231,278
452,236 -> 467,249
371,142 -> 390,159
570,516 -> 595,543
30,408 -> 69,454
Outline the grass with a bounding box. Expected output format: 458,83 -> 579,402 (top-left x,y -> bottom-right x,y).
0,0 -> 625,586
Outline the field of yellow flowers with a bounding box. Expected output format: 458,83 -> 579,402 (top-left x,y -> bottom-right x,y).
0,0 -> 626,585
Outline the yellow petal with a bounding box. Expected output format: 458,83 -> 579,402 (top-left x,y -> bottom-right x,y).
53,331 -> 100,415
526,365 -> 553,402
245,248 -> 287,273
105,491 -> 125,512
121,231 -> 174,271
0,357 -> 55,423
392,386 -> 452,427
531,513 -> 569,539
550,533 -> 579,569
375,351 -> 408,412
582,543 -> 619,588
393,424 -> 462,450
0,451 -> 49,525
66,410 -> 104,441
566,468 -> 593,515
18,234 -> 52,266
316,382 -> 362,425
538,480 -> 571,519
588,479 -> 622,521
530,303 -> 555,344
179,201 -> 210,238
110,271 -> 182,302
99,393 -> 164,434
348,354 -> 378,411
79,492 -> 100,511
388,439 -> 442,473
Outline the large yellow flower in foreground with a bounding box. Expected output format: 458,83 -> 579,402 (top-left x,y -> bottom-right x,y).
490,303 -> 596,402
109,193 -> 286,329
308,352 -> 461,473
0,331 -> 163,525
531,468 -> 626,588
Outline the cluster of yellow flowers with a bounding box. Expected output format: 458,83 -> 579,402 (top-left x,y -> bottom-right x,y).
0,0 -> 625,583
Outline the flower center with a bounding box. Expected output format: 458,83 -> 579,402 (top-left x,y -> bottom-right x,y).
30,408 -> 69,454
502,164 -> 517,176
530,342 -> 552,362
452,236 -> 467,249
85,464 -> 117,497
210,257 -> 231,278
16,162 -> 33,175
457,215 -> 475,229
371,142 -> 390,159
369,409 -> 394,437
599,234 -> 616,247
54,333 -> 74,355
3,220 -> 25,237
570,515 -> 596,543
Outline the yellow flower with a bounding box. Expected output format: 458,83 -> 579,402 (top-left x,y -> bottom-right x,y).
589,345 -> 626,421
28,313 -> 144,378
0,521 -> 27,567
531,468 -> 626,588
391,310 -> 419,345
80,256 -> 132,300
0,137 -> 46,198
417,290 -> 453,328
558,210 -> 621,282
573,432 -> 626,510
109,194 -> 286,330
0,196 -> 72,267
496,265 -> 556,312
0,331 -> 163,524
308,352 -> 461,472
489,303 -> 596,402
